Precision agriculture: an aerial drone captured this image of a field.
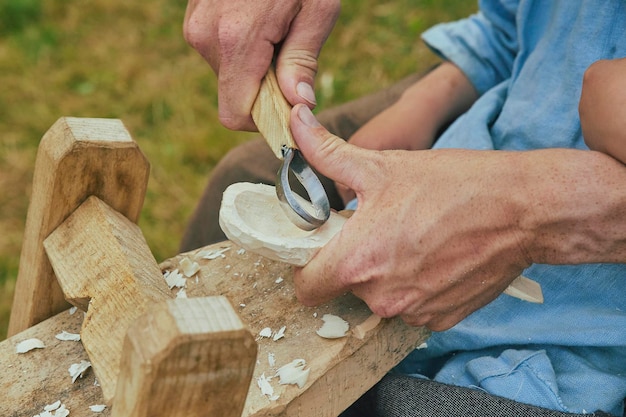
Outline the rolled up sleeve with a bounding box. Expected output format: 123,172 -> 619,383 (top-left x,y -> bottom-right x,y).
421,0 -> 520,95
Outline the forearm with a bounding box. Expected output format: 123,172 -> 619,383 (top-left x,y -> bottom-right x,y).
349,61 -> 478,151
579,58 -> 626,163
515,149 -> 626,265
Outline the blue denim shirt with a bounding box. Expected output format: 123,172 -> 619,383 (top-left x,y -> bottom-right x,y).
395,0 -> 626,415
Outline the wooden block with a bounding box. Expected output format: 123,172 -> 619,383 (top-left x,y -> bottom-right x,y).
251,66 -> 297,159
219,182 -> 544,304
112,297 -> 257,417
8,117 -> 150,336
43,196 -> 171,402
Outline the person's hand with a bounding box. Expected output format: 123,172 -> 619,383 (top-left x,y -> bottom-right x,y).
290,104 -> 533,331
183,0 -> 340,131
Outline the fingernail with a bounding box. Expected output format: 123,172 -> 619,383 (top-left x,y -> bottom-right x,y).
297,104 -> 321,128
296,82 -> 317,106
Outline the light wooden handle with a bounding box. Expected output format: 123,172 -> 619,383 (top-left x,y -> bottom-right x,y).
251,66 -> 297,159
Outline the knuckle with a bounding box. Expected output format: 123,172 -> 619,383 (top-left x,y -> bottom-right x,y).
368,299 -> 403,319
183,18 -> 207,48
218,113 -> 246,131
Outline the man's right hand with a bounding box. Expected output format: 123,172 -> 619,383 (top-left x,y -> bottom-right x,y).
183,0 -> 340,131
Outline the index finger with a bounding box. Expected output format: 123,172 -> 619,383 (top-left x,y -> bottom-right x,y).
292,218 -> 357,306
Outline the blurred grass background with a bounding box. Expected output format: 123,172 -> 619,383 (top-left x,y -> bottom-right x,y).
0,0 -> 476,339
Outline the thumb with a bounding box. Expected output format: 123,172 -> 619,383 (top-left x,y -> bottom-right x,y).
291,104 -> 368,192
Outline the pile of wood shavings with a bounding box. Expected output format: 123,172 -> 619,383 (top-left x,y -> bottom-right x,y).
33,401 -> 69,417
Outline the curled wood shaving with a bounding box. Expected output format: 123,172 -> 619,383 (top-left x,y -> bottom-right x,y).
275,359 -> 310,388
257,373 -> 279,401
55,331 -> 81,342
259,327 -> 272,338
89,405 -> 106,413
34,401 -> 69,417
272,326 -> 286,341
68,360 -> 92,383
16,338 -> 45,354
316,314 -> 349,339
199,247 -> 230,260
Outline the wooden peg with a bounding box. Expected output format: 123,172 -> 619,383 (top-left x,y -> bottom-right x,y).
8,117 -> 150,336
220,182 -> 544,303
251,66 -> 297,159
43,196 -> 171,402
112,297 -> 257,417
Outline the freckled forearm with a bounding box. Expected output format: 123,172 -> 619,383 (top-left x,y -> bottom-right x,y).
515,148 -> 626,265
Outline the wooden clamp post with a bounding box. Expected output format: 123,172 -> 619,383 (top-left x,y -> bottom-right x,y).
112,297 -> 256,417
8,117 -> 150,336
44,196 -> 257,413
43,196 -> 171,402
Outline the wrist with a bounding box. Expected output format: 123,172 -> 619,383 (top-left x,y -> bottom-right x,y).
517,149 -> 626,265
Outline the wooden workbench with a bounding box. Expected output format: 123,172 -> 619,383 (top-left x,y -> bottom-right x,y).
1,241 -> 429,416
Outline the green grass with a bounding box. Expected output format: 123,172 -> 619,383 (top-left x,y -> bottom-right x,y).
0,0 -> 477,340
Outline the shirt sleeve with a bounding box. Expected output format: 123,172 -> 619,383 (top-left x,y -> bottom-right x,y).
421,0 -> 520,95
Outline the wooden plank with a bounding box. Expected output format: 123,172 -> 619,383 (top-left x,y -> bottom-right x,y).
8,117 -> 150,337
0,240 -> 430,417
0,308 -> 104,417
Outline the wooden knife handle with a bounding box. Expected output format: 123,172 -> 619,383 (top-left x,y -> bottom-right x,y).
251,66 -> 298,159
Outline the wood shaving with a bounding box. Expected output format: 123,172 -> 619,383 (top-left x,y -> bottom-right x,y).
176,288 -> 187,298
68,360 -> 92,383
180,257 -> 200,277
45,401 -> 61,411
34,401 -> 69,417
257,373 -> 279,401
272,326 -> 286,341
275,359 -> 310,388
316,314 -> 349,339
69,306 -> 78,315
199,247 -> 230,260
237,248 -> 246,255
268,352 -> 276,367
55,331 -> 81,342
89,405 -> 106,413
16,338 -> 45,353
164,269 -> 186,289
275,277 -> 283,284
259,327 -> 272,338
